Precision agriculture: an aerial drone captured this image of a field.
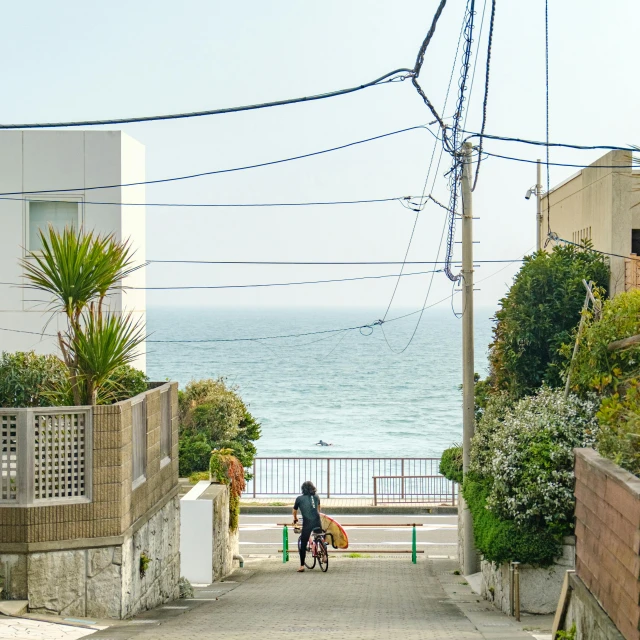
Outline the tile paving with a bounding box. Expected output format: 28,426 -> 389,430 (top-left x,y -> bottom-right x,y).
84,555 -> 547,640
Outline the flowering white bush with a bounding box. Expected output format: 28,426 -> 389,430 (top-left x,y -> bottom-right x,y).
484,387 -> 598,531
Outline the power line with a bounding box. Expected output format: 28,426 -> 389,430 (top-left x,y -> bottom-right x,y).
411,0 -> 450,135
4,269 -> 444,292
0,69 -> 413,130
545,0 -> 551,236
146,259 -> 523,265
0,257 -> 527,345
549,233 -> 640,261
478,149 -> 634,169
472,0 -> 496,191
0,125 -> 428,196
463,131 -> 636,152
0,195 -> 410,209
382,3 -> 464,324
444,0 -> 476,281
128,269 -> 444,290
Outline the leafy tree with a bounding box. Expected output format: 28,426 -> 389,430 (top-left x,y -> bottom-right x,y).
487,244 -> 609,398
21,226 -> 145,404
178,378 -> 261,477
562,289 -> 640,476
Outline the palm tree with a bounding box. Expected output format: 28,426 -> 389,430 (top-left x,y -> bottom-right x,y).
21,225 -> 145,405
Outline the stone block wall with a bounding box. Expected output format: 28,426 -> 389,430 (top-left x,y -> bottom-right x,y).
0,382 -> 181,618
481,539 -> 575,615
574,448 -> 640,640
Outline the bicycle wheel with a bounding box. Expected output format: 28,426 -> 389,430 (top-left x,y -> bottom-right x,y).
317,539 -> 329,572
302,538 -> 316,569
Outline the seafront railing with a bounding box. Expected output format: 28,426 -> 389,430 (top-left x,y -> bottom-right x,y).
245,457 -> 449,499
373,475 -> 457,505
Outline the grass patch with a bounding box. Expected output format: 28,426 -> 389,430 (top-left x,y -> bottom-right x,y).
346,553 -> 370,558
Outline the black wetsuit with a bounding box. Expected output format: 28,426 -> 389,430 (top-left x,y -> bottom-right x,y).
294,493 -> 321,565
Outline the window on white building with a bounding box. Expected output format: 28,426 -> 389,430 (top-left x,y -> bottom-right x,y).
28,201 -> 79,251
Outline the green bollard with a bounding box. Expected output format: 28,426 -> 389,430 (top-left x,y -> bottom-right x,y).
283,525 -> 289,563
412,524 -> 417,564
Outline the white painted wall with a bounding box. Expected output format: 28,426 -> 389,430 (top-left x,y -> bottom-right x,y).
180,482 -> 214,584
0,130 -> 146,371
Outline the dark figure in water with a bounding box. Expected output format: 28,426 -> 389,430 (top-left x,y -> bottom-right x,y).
315,440 -> 332,446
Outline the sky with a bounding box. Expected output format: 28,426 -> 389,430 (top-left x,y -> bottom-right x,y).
3,0 -> 639,317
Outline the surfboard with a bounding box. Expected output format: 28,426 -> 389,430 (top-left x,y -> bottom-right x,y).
319,513 -> 349,549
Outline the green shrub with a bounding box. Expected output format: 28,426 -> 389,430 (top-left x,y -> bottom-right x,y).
564,289 -> 640,396
470,392 -> 513,477
0,351 -> 68,407
463,475 -> 562,566
561,290 -> 640,477
597,381 -> 640,476
210,449 -> 246,531
488,244 -> 609,398
440,445 -> 463,483
179,379 -> 260,478
482,388 -> 598,533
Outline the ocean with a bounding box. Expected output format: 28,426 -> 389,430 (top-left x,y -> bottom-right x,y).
146,307 -> 494,459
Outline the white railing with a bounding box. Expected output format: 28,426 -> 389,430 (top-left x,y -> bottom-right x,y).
0,407 -> 92,506
373,475 -> 458,505
245,457 -> 444,498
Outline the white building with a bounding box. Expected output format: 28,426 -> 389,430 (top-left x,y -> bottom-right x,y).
0,130 -> 146,371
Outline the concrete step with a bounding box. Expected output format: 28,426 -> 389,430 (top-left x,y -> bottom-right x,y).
0,600 -> 29,616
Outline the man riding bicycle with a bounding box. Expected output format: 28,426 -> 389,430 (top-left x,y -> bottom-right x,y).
292,480 -> 321,573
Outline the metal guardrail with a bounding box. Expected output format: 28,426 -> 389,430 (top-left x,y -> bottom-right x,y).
245,457 -> 444,498
373,475 -> 457,506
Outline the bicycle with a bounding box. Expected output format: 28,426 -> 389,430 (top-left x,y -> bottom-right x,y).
294,525 -> 332,572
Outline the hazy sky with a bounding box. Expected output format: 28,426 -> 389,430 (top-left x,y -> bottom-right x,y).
3,0 -> 638,315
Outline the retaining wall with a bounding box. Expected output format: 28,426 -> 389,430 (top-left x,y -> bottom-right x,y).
0,383 -> 181,618
573,448 -> 640,640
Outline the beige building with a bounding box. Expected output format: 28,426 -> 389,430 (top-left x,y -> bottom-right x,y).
540,150 -> 640,295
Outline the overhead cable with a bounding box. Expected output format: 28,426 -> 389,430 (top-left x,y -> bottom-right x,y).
146,259 -> 522,265
549,233 -> 640,261
0,125 -> 428,196
463,131 -> 636,152
0,69 -> 413,129
411,0 -> 451,137
0,195 -> 409,209
129,269 -> 443,290
478,150 -> 634,170
472,0 -> 496,191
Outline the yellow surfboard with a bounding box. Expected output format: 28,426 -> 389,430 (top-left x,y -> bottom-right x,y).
320,513 -> 349,549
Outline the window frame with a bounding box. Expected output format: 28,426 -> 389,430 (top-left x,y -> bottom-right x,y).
24,196 -> 84,256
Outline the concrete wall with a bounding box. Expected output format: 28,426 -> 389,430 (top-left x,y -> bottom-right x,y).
0,130 -> 146,371
1,494 -> 180,618
540,151 -> 640,296
480,539 -> 575,615
574,448 -> 640,640
0,383 -> 180,618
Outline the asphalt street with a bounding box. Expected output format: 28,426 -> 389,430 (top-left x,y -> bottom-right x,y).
239,513 -> 458,556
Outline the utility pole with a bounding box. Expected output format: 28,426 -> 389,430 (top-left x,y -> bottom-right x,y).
536,159 -> 543,251
461,141 -> 478,575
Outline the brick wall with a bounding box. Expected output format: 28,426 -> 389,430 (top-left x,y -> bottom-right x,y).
574,448 -> 640,640
0,382 -> 179,545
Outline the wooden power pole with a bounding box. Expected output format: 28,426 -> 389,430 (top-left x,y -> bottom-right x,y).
461,141 -> 478,575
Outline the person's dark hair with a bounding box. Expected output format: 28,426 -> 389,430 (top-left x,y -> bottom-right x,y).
301,481 -> 316,496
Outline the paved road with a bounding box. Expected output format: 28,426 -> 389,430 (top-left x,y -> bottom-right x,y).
239,513 -> 458,556
86,555 -> 549,640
